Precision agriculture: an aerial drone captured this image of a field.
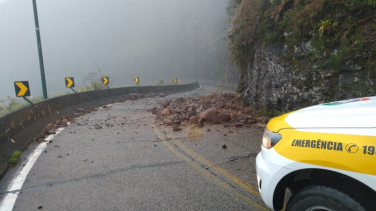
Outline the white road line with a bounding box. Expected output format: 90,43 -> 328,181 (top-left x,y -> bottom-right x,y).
0,125 -> 68,211
194,85 -> 203,91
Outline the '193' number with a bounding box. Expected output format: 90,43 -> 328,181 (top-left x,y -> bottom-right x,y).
362,146 -> 375,155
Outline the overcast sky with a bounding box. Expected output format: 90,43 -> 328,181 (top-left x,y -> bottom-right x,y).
0,0 -> 229,100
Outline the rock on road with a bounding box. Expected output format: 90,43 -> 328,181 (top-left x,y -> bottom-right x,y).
0,83 -> 267,211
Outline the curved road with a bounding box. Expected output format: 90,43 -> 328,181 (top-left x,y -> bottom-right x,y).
0,83 -> 267,210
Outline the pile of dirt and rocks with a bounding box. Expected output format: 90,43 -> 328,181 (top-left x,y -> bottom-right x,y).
151,93 -> 267,131
129,92 -> 166,100
34,106 -> 100,143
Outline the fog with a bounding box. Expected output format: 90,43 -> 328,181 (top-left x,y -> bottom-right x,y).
0,0 -> 229,100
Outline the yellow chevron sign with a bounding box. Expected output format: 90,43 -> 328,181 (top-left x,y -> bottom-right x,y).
102,77 -> 109,85
14,81 -> 30,97
65,77 -> 75,88
134,77 -> 139,84
174,78 -> 178,83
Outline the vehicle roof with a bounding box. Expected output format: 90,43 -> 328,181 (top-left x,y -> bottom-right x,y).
285,96 -> 376,129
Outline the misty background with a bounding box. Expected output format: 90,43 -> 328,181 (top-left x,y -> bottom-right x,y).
0,0 -> 230,102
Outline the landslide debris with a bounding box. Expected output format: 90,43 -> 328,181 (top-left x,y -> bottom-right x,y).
152,93 -> 267,130
34,107 -> 98,143
129,92 -> 165,101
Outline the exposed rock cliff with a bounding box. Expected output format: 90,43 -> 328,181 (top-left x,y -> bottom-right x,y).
245,43 -> 375,113
228,0 -> 376,114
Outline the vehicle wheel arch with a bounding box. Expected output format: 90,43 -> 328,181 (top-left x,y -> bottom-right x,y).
272,168 -> 376,210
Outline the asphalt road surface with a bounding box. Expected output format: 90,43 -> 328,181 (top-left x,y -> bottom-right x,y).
0,82 -> 268,211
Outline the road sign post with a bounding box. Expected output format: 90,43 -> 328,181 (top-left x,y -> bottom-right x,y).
102,77 -> 111,94
65,77 -> 78,98
102,77 -> 109,86
174,78 -> 178,85
32,0 -> 48,99
14,81 -> 37,112
134,77 -> 139,86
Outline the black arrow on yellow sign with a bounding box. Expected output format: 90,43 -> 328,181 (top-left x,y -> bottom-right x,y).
102,77 -> 109,85
14,81 -> 30,97
134,77 -> 139,84
65,77 -> 75,88
173,78 -> 178,84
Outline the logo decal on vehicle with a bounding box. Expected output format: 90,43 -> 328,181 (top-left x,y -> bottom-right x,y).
345,143 -> 359,153
323,98 -> 370,106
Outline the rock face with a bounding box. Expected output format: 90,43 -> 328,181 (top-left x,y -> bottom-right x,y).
243,44 -> 376,112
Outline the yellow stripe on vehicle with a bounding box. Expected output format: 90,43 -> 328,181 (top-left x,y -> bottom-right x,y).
268,115 -> 376,176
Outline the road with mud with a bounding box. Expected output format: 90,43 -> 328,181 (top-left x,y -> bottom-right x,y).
0,83 -> 268,210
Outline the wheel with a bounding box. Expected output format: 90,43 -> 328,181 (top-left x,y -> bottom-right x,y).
286,184 -> 369,211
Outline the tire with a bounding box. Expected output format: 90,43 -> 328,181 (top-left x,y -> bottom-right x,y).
286,184 -> 368,211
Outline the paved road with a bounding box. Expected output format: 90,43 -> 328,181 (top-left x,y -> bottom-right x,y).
0,83 -> 267,210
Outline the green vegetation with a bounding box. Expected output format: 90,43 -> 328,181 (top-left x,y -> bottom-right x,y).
0,71 -> 111,115
8,151 -> 22,165
228,0 -> 376,75
226,0 -> 242,16
227,0 -> 376,98
0,96 -> 44,115
82,71 -> 108,91
157,79 -> 164,86
227,0 -> 267,71
318,18 -> 338,37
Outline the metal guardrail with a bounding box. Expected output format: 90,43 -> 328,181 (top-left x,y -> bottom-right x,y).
0,83 -> 199,178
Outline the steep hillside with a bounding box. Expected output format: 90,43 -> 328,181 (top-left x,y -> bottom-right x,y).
227,0 -> 376,115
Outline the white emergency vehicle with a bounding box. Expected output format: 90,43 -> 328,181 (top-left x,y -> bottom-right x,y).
256,97 -> 376,210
